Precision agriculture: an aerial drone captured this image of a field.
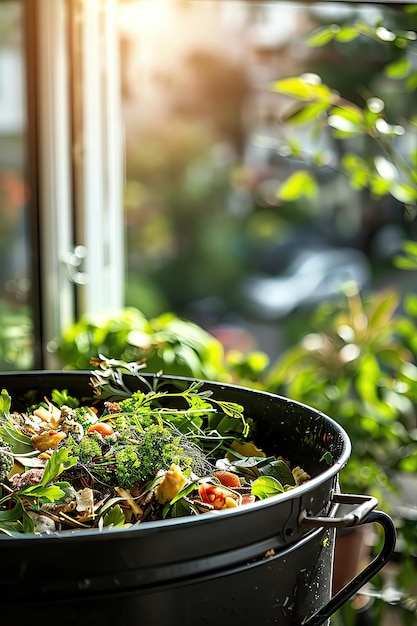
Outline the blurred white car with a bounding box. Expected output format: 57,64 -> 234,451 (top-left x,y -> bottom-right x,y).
242,247 -> 371,320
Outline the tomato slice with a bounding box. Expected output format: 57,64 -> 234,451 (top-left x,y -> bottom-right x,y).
198,482 -> 239,510
241,494 -> 256,506
87,422 -> 114,437
213,470 -> 241,488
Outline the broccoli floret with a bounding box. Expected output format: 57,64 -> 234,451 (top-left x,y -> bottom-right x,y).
118,391 -> 145,412
66,434 -> 102,463
114,424 -> 190,489
134,423 -> 193,483
115,445 -> 142,488
63,420 -> 195,490
118,393 -> 154,428
113,416 -> 129,432
0,435 -> 14,481
73,406 -> 98,430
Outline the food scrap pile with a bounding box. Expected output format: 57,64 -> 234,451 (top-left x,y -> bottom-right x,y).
0,361 -> 311,535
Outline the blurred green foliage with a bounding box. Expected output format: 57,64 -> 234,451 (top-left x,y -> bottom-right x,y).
55,307 -> 227,382
0,301 -> 33,370
264,10 -> 417,623
55,287 -> 417,510
265,286 -> 417,501
272,5 -> 417,212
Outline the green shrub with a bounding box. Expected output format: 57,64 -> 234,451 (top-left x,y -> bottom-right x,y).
55,306 -> 228,382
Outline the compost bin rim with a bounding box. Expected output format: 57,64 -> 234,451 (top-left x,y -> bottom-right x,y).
0,370 -> 352,543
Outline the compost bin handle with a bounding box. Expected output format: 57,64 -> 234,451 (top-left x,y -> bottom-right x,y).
299,493 -> 379,529
300,499 -> 397,626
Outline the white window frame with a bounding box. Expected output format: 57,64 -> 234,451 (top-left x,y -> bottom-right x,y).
77,0 -> 124,316
36,0 -> 75,367
35,0 -> 124,367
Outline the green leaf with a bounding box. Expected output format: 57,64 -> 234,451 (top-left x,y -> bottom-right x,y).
329,104 -> 364,125
370,176 -> 392,197
287,137 -> 303,157
259,459 -> 295,486
209,399 -> 249,438
335,27 -> 361,43
164,496 -> 198,519
0,499 -> 35,534
51,389 -> 80,409
0,421 -> 32,454
0,499 -> 26,522
251,476 -> 284,500
22,508 -> 35,533
285,102 -> 330,125
395,256 -> 417,270
0,389 -> 11,416
276,171 -> 318,202
0,521 -> 25,536
364,107 -> 382,129
306,25 -> 339,46
271,77 -> 333,103
320,452 -> 333,465
406,72 -> 417,92
40,448 -> 78,487
402,240 -> 417,257
168,480 -> 198,505
385,57 -> 412,80
401,295 -> 417,321
22,484 -> 66,502
355,353 -> 381,405
367,291 -> 399,332
229,455 -> 274,480
102,504 -> 127,527
342,153 -> 371,190
233,455 -> 272,469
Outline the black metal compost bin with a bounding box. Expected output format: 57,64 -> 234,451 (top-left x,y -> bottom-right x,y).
0,371 -> 396,626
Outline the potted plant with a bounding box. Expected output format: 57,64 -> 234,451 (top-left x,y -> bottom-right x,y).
259,8 -> 417,623
264,285 -> 417,498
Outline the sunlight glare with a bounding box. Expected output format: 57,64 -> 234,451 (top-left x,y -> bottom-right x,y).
119,0 -> 170,34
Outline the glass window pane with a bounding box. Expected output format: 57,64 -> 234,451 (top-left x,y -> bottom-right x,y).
0,1 -> 34,369
119,1 -> 417,357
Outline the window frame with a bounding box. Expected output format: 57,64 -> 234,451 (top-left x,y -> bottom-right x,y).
24,0 -> 124,368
